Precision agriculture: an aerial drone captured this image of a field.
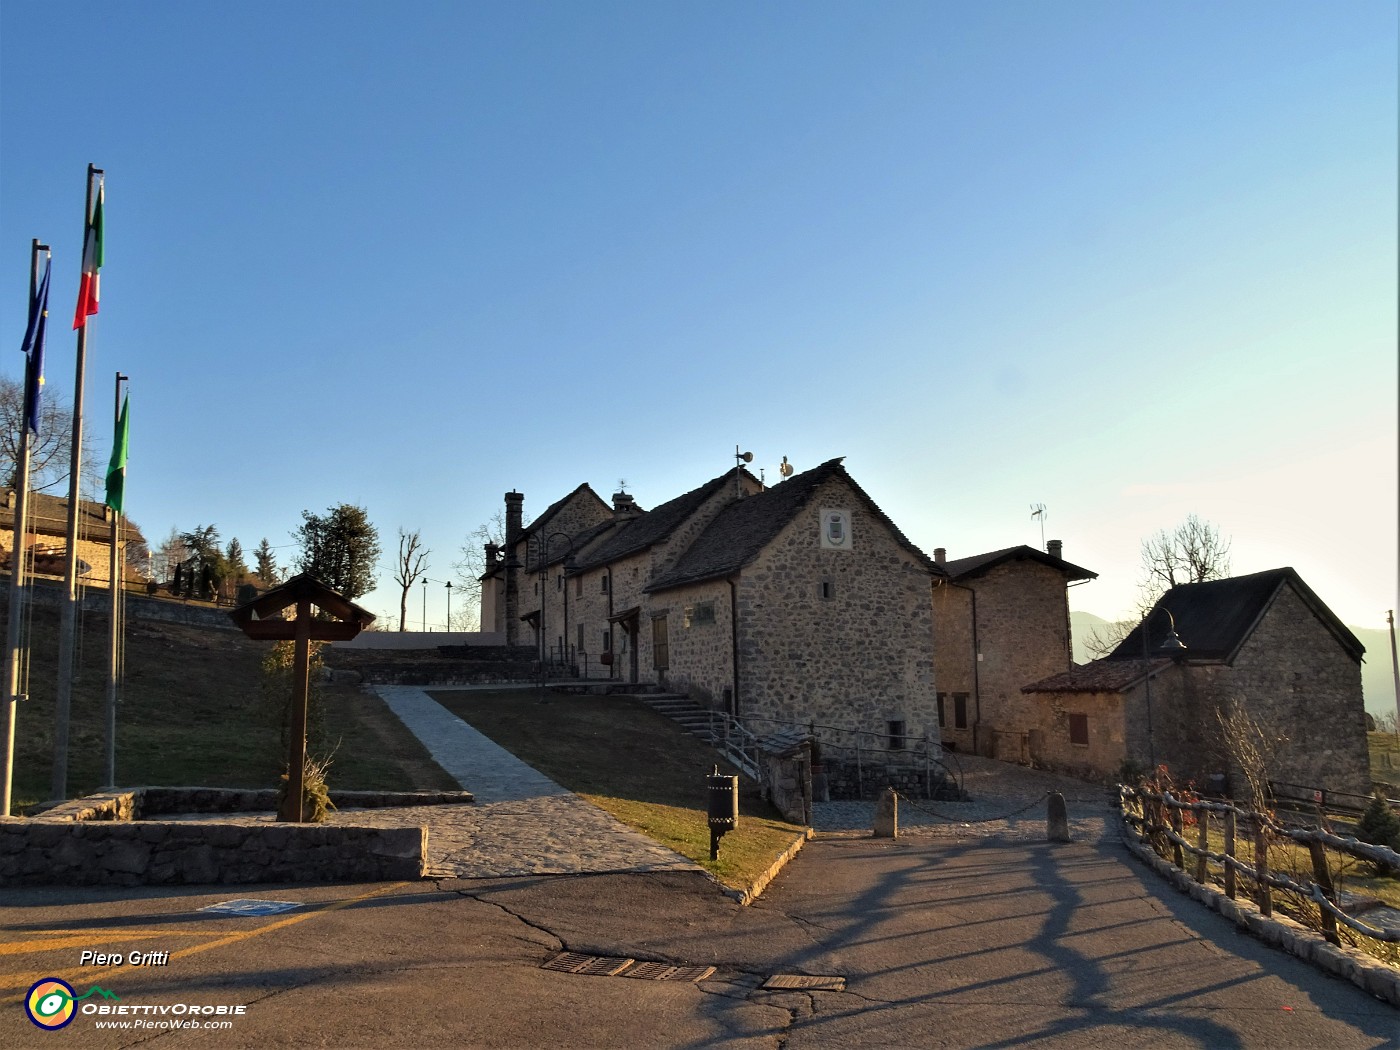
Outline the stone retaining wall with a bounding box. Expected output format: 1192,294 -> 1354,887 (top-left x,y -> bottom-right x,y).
0,787 -> 472,887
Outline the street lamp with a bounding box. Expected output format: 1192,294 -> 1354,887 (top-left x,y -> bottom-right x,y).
445,580 -> 453,633
422,576 -> 428,632
1142,607 -> 1187,771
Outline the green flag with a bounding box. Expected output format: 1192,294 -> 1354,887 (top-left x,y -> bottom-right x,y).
105,394 -> 129,514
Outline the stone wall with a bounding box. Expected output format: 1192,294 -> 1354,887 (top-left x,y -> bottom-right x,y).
930,580 -> 975,751
1026,689 -> 1128,782
648,579 -> 734,705
0,787 -> 461,886
734,474 -> 938,746
966,559 -> 1075,759
336,631 -> 507,650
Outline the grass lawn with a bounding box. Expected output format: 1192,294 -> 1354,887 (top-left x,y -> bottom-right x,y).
1370,731 -> 1400,793
429,688 -> 807,891
5,604 -> 455,810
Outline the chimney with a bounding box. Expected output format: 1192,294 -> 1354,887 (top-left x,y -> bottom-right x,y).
484,542 -> 499,569
934,547 -> 946,565
504,491 -> 524,646
1047,539 -> 1063,560
612,492 -> 637,519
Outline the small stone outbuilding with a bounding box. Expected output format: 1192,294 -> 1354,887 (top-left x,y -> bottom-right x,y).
1022,567 -> 1370,795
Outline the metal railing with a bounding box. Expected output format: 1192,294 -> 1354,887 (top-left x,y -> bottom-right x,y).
738,713 -> 962,801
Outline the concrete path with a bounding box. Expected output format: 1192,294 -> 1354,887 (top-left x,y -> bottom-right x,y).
369,685 -> 700,879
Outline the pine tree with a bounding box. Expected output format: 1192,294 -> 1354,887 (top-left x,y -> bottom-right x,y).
254,537 -> 280,587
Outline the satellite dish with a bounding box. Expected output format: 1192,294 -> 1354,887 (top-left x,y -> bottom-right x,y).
779,456 -> 794,478
739,451 -> 753,463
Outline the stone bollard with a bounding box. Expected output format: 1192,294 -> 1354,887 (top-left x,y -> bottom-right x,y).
873,787 -> 898,838
1046,791 -> 1070,843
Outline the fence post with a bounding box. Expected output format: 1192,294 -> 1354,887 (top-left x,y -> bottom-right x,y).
1306,838 -> 1340,945
1223,808 -> 1237,899
1169,802 -> 1184,868
1195,804 -> 1209,884
1254,816 -> 1271,918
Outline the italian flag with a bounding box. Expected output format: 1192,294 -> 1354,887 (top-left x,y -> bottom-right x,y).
73,182 -> 104,329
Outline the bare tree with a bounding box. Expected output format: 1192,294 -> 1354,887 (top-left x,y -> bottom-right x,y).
154,527 -> 191,585
393,528 -> 429,632
1085,515 -> 1231,658
0,376 -> 97,493
1215,695 -> 1288,814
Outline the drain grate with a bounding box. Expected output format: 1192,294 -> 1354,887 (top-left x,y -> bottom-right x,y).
621,962 -> 716,982
541,952 -> 715,982
762,974 -> 846,992
541,952 -> 635,976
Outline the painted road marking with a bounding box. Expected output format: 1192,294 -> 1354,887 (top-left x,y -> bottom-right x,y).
0,882 -> 408,1002
199,899 -> 305,917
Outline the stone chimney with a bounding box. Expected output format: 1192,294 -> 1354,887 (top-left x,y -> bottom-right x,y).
612,492 -> 638,519
504,491 -> 524,645
484,542 -> 499,568
934,547 -> 946,565
1047,539 -> 1063,560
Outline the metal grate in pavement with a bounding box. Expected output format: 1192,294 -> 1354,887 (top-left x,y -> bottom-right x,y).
762,974 -> 846,991
541,952 -> 635,976
621,962 -> 716,982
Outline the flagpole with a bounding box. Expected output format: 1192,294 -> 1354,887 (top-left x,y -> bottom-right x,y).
2,239 -> 48,817
52,163 -> 101,802
105,373 -> 127,787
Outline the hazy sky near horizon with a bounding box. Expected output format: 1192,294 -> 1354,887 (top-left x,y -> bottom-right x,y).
1,2 -> 1395,633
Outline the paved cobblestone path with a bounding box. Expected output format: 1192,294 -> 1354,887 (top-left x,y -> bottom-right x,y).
367,685 -> 701,879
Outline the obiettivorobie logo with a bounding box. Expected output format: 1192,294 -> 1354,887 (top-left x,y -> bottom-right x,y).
24,978 -> 120,1030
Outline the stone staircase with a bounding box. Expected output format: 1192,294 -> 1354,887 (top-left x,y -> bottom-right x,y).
634,693 -> 761,780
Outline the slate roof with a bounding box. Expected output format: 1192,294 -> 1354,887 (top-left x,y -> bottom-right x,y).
941,545 -> 1097,583
0,489 -> 148,547
1022,657 -> 1171,694
1107,567 -> 1364,665
570,468 -> 757,573
520,483 -> 610,543
645,458 -> 942,593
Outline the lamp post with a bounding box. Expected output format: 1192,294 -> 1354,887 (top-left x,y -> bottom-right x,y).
422,576 -> 428,632
1142,607 -> 1187,771
445,580 -> 453,634
537,531 -> 578,702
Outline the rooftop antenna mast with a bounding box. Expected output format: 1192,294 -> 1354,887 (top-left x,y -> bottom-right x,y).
1030,504 -> 1047,551
734,445 -> 753,498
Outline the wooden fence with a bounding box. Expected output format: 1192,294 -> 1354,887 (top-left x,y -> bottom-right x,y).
1119,785 -> 1400,947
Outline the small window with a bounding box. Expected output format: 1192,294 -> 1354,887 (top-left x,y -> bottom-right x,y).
953,693 -> 969,731
575,575 -> 582,597
888,720 -> 906,751
533,581 -> 538,595
936,692 -> 947,729
1068,713 -> 1089,747
577,624 -> 586,653
820,577 -> 834,600
601,629 -> 610,652
601,574 -> 609,593
684,602 -> 715,627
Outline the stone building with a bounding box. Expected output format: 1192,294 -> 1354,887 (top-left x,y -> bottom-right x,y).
482,459 -> 943,749
1021,568 -> 1370,795
0,489 -> 148,587
929,542 -> 1097,759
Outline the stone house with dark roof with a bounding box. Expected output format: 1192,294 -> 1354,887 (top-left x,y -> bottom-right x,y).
0,489 -> 149,586
930,542 -> 1097,759
1022,567 -> 1370,795
484,459 -> 943,750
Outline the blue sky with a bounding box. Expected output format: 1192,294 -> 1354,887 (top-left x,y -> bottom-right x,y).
1,2 -> 1395,640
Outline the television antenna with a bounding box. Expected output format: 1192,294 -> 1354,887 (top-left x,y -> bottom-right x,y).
734,446 -> 753,497
1030,504 -> 1047,550
779,456 -> 794,479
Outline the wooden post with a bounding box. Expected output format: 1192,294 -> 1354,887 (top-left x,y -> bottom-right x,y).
1223,808 -> 1237,899
1307,839 -> 1340,945
1169,802 -> 1184,868
279,596 -> 312,823
1195,805 -> 1209,884
1254,817 -> 1271,917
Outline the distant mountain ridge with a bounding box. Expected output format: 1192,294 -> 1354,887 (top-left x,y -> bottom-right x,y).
1070,611 -> 1395,720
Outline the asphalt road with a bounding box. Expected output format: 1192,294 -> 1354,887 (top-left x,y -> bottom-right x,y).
3,834 -> 1396,1049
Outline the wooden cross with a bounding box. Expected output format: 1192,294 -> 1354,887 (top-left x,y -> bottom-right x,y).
229,573 -> 375,821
